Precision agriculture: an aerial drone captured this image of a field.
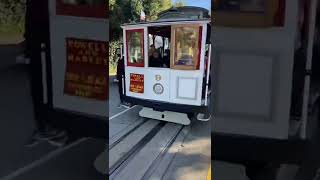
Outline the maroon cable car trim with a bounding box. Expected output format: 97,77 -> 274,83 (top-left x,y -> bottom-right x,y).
125,29 -> 145,67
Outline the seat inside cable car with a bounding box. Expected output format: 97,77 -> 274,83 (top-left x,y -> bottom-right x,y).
148,26 -> 171,68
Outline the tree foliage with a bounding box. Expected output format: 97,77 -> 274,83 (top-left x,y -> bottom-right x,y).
109,0 -> 173,72
143,0 -> 172,21
110,0 -> 172,41
0,0 -> 26,33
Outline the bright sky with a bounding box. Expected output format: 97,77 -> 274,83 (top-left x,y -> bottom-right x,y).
172,0 -> 211,10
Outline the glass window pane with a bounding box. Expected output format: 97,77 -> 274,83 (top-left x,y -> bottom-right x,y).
127,30 -> 144,66
173,26 -> 200,68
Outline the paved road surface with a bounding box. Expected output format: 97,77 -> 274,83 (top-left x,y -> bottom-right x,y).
109,76 -> 211,180
0,44 -> 57,178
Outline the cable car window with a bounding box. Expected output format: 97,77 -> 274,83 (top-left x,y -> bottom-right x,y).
171,25 -> 202,70
126,29 -> 144,67
148,26 -> 171,68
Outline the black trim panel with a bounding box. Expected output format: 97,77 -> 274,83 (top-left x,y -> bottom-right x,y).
212,133 -> 308,164
47,107 -> 107,139
123,95 -> 208,114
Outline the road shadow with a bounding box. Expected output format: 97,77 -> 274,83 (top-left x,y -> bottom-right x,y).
0,41 -> 59,178
0,41 -> 25,70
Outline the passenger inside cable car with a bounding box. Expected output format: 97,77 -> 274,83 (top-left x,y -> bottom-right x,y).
148,26 -> 171,68
149,50 -> 165,68
163,49 -> 170,68
147,25 -> 202,70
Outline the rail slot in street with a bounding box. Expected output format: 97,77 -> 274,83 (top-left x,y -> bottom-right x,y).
109,119 -> 185,180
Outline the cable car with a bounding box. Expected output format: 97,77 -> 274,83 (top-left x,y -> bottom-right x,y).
119,7 -> 211,125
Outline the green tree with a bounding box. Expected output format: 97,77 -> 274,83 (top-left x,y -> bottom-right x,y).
110,0 -> 172,41
0,0 -> 26,33
109,0 -> 144,41
143,0 -> 172,21
109,0 -> 172,75
109,0 -> 143,74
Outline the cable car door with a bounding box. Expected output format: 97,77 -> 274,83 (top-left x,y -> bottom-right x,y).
169,24 -> 207,106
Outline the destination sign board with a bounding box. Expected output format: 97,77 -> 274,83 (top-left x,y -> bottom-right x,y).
64,38 -> 108,100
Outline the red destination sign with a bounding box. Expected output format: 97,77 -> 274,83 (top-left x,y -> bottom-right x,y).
129,73 -> 144,93
64,38 -> 108,100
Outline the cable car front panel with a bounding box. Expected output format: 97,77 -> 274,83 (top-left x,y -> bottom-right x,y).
122,20 -> 210,113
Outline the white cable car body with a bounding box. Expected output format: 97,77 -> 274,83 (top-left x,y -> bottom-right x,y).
120,10 -> 211,125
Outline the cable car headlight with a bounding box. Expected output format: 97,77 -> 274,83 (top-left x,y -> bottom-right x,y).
153,83 -> 164,95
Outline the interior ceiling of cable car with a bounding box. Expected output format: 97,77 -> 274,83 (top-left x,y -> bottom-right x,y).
148,26 -> 171,38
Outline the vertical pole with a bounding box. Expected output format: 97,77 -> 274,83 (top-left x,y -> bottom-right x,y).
300,0 -> 318,139
41,43 -> 48,104
205,44 -> 211,106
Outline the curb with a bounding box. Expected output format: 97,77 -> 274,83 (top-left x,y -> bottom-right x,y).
207,164 -> 211,180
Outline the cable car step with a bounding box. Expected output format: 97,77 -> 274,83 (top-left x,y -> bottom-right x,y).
139,107 -> 191,125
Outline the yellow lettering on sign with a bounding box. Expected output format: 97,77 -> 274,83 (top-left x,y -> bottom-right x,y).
95,57 -> 102,65
92,51 -> 98,57
75,56 -> 81,62
101,44 -> 106,53
67,40 -> 71,48
88,42 -> 94,50
82,56 -> 88,63
87,75 -> 94,85
89,57 -> 94,64
74,42 -> 80,49
81,42 -> 86,49
68,55 -> 74,62
94,43 -> 100,52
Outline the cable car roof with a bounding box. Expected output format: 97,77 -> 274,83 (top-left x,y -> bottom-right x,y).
158,6 -> 210,20
121,6 -> 211,28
